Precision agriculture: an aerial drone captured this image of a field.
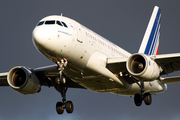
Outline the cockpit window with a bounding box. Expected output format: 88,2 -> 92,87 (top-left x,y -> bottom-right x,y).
57,21 -> 63,26
37,21 -> 44,26
45,20 -> 55,25
62,22 -> 68,28
37,20 -> 68,28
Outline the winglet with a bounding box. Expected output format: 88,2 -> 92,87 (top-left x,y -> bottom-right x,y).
138,6 -> 161,55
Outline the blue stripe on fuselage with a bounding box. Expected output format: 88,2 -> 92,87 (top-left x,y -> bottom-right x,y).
144,8 -> 161,55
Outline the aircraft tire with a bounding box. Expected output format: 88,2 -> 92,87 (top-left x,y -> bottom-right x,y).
56,102 -> 64,114
144,92 -> 152,105
66,101 -> 74,113
134,93 -> 142,106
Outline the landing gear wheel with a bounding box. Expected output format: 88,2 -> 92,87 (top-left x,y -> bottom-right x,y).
144,92 -> 152,105
56,102 -> 64,114
66,101 -> 74,113
134,93 -> 142,106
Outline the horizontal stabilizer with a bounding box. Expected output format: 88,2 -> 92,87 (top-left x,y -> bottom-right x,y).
159,76 -> 180,84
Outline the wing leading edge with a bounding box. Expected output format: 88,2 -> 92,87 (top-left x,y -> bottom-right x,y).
155,53 -> 180,75
0,65 -> 85,89
0,72 -> 9,86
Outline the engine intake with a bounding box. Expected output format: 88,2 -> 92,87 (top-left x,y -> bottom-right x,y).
7,66 -> 41,95
126,53 -> 160,81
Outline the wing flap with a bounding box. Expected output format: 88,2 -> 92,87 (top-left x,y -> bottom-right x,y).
106,57 -> 128,74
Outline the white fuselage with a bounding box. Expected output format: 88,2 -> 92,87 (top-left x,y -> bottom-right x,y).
32,15 -> 167,95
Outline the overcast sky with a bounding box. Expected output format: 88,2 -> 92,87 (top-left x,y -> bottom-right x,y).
0,0 -> 180,120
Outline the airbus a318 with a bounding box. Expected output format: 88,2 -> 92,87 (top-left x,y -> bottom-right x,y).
1,6 -> 180,114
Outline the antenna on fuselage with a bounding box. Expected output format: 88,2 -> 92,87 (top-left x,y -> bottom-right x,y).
61,13 -> 63,16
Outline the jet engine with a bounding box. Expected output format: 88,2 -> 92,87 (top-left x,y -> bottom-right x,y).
7,66 -> 41,95
126,53 -> 160,81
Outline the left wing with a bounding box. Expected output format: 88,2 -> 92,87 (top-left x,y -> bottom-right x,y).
106,57 -> 128,74
154,53 -> 180,75
106,53 -> 180,83
106,53 -> 180,74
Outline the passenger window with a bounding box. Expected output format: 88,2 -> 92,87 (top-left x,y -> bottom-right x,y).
57,21 -> 63,26
62,22 -> 68,28
45,20 -> 55,25
37,21 -> 44,26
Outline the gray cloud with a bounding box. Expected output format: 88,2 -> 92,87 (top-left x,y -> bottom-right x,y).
0,0 -> 180,120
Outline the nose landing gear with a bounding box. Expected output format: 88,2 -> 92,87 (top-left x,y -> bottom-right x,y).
56,81 -> 74,115
55,59 -> 74,115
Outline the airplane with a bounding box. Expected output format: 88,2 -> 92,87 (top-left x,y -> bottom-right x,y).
1,6 -> 180,115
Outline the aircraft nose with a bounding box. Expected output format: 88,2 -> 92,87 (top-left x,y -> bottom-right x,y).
33,27 -> 50,47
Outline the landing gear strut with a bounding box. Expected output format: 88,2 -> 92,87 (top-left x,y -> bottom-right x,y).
55,59 -> 68,85
134,82 -> 152,106
55,59 -> 74,115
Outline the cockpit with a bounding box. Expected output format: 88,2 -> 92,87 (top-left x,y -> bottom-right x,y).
37,20 -> 68,28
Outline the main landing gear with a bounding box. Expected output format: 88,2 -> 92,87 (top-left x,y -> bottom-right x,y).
55,59 -> 74,115
134,82 -> 152,106
56,92 -> 74,114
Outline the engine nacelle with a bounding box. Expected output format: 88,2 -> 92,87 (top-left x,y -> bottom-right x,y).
7,66 -> 41,95
126,53 -> 160,81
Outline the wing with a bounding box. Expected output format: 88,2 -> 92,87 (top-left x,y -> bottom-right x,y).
0,72 -> 9,86
106,57 -> 128,74
32,65 -> 85,88
106,57 -> 137,84
106,53 -> 180,84
0,65 -> 85,89
106,53 -> 180,75
154,53 -> 180,75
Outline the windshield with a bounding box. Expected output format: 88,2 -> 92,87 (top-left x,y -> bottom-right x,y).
36,20 -> 68,28
45,20 -> 55,25
37,21 -> 44,26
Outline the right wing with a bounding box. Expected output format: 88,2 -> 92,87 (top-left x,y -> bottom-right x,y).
0,65 -> 85,89
0,72 -> 8,86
